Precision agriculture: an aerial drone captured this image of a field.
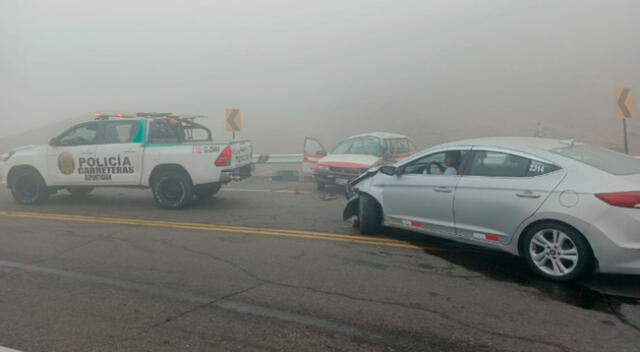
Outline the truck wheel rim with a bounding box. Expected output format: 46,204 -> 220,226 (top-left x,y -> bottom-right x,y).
529,229 -> 578,277
15,176 -> 38,201
159,178 -> 184,203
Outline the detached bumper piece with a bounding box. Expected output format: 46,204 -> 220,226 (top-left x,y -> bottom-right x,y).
314,172 -> 356,187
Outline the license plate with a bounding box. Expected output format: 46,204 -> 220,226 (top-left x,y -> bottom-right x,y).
335,178 -> 348,185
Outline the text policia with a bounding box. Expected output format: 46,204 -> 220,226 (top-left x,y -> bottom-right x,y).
77,155 -> 134,181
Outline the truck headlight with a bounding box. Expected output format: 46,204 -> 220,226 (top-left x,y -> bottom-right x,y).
317,165 -> 329,172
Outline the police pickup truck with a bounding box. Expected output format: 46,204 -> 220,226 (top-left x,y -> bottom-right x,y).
0,113 -> 252,209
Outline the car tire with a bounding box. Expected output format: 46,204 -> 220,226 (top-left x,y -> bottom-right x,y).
522,222 -> 592,281
152,170 -> 193,209
9,168 -> 49,205
358,194 -> 382,235
194,183 -> 221,200
66,187 -> 94,197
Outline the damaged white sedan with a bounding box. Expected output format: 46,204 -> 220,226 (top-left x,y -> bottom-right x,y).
344,137 -> 640,281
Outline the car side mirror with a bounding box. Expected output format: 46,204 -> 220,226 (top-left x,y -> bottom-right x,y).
316,150 -> 327,157
379,165 -> 397,176
49,137 -> 60,146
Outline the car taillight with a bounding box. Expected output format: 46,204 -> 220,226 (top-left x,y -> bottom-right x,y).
215,146 -> 232,167
595,192 -> 640,208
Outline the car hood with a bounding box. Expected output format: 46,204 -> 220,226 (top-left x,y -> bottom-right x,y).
318,154 -> 380,168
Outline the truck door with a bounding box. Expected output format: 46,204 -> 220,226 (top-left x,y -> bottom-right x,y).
302,137 -> 327,174
47,122 -> 99,186
90,120 -> 145,185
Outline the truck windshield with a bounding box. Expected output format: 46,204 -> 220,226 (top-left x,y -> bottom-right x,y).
332,137 -> 382,157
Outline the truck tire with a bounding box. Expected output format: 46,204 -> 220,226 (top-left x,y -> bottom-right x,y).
194,183 -> 221,200
9,168 -> 49,205
152,170 -> 193,209
67,187 -> 94,197
358,194 -> 382,235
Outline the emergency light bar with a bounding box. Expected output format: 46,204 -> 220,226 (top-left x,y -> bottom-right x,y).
93,112 -> 207,120
94,113 -> 135,119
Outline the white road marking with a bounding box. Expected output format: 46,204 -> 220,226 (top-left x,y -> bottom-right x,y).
0,346 -> 23,352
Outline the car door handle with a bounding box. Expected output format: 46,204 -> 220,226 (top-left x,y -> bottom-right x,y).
516,191 -> 541,199
124,150 -> 137,154
434,187 -> 452,193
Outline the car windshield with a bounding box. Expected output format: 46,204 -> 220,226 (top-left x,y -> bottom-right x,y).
332,137 -> 382,156
552,145 -> 640,175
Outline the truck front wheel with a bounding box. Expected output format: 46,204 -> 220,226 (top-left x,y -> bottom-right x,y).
10,168 -> 49,205
152,170 -> 193,209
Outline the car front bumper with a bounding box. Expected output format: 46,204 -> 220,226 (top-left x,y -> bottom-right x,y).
313,171 -> 358,187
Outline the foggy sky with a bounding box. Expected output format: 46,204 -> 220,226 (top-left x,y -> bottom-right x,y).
1,0 -> 639,153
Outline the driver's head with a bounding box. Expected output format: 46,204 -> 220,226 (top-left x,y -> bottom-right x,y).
444,151 -> 461,167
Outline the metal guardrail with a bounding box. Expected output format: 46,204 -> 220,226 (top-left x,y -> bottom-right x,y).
252,154 -> 303,164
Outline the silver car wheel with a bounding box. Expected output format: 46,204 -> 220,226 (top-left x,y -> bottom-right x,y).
529,229 -> 579,277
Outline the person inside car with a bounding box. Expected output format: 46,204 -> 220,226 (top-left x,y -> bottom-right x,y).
443,150 -> 461,175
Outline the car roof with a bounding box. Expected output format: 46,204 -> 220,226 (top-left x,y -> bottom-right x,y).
437,137 -> 575,151
347,132 -> 410,140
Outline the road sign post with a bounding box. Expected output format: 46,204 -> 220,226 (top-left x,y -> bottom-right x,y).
616,88 -> 634,154
225,108 -> 241,139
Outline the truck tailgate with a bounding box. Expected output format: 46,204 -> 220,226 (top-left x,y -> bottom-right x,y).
229,140 -> 252,168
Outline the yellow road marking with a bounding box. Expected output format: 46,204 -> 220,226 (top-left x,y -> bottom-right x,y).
0,211 -> 438,251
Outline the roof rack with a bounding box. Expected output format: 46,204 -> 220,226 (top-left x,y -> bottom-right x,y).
93,112 -> 207,120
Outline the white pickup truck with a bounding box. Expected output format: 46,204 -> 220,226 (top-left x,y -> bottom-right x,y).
0,113 -> 252,209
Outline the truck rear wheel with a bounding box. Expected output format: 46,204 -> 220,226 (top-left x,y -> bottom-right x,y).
194,183 -> 221,200
10,168 -> 49,205
152,170 -> 193,209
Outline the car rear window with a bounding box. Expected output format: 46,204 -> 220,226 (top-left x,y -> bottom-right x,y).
552,145 -> 640,175
386,138 -> 411,154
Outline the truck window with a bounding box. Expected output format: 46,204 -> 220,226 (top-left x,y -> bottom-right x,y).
103,121 -> 140,144
183,122 -> 212,142
148,120 -> 182,144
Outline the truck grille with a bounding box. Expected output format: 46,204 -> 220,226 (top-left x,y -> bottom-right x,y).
329,167 -> 367,175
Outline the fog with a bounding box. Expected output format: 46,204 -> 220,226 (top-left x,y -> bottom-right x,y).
1,0 -> 639,153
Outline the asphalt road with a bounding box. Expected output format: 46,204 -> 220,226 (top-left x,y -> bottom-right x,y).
0,177 -> 639,352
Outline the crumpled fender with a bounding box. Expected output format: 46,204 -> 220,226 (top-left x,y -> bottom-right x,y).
343,195 -> 359,221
